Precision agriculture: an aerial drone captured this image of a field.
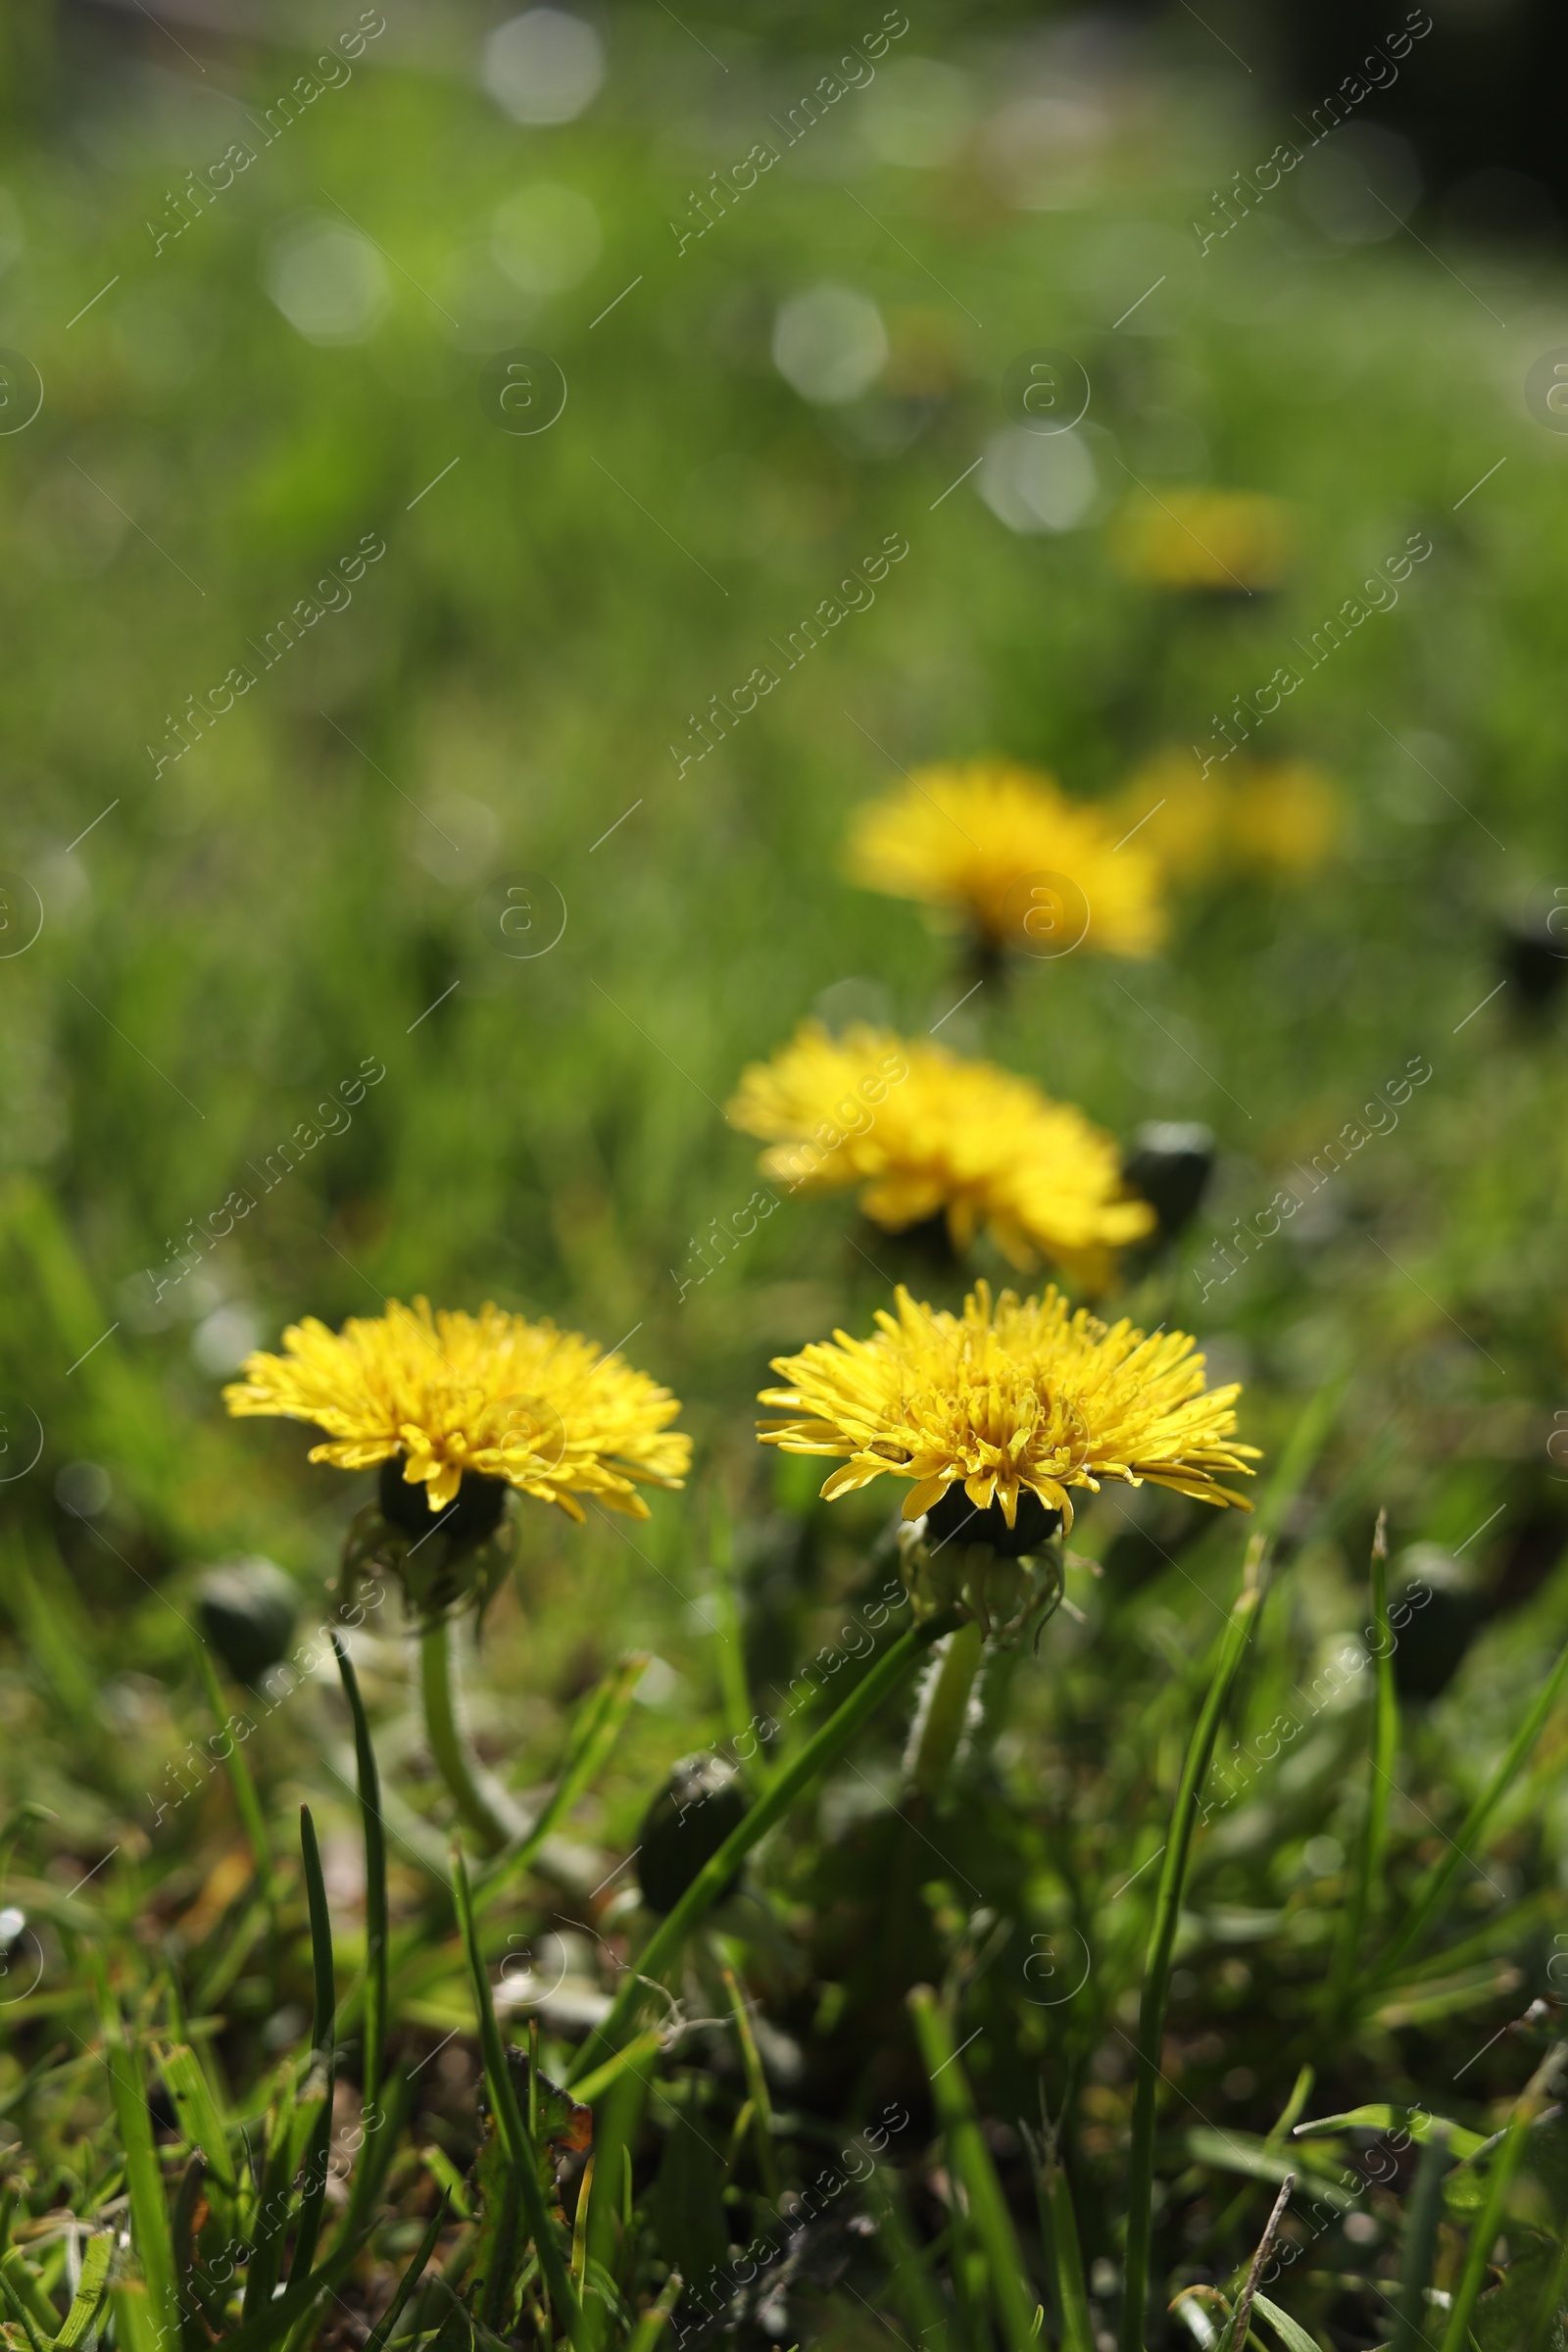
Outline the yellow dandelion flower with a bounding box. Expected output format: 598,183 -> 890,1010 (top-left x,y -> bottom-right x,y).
224,1297 -> 690,1522
845,758 -> 1165,957
1110,489 -> 1292,593
760,1280 -> 1257,1536
727,1022 -> 1154,1285
1111,748 -> 1232,885
1112,749 -> 1343,887
1228,759 -> 1342,876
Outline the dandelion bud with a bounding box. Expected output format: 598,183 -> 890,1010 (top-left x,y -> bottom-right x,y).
636,1755 -> 751,1914
1123,1120 -> 1215,1243
196,1557 -> 299,1687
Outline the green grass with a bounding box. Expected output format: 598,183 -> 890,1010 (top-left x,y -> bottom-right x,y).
1,6 -> 1568,2349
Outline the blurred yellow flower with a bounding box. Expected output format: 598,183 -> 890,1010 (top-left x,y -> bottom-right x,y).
845,758 -> 1165,957
1111,749 -> 1231,883
1229,759 -> 1343,876
727,1022 -> 1153,1285
1113,749 -> 1343,885
758,1280 -> 1258,1531
225,1298 -> 690,1520
1111,489 -> 1292,592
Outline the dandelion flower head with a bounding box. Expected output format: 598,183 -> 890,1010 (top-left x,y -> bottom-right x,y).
224,1298 -> 691,1521
845,759 -> 1165,957
759,1280 -> 1258,1534
728,1023 -> 1153,1285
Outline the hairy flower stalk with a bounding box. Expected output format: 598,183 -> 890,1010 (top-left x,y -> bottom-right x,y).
419,1614 -> 516,1853
905,1619 -> 986,1798
224,1298 -> 690,1849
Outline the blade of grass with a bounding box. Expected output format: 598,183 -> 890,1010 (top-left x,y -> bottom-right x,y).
94,1973 -> 179,2352
0,2253 -> 59,2341
0,1802 -> 56,1896
1120,1539 -> 1267,2352
344,2069 -> 410,2244
1255,1370 -> 1348,1538
1021,2122 -> 1092,2352
476,1651 -> 651,1914
1248,2291 -> 1320,2352
1294,2105 -> 1483,2159
362,2194 -> 449,2352
156,2039 -> 239,2198
205,2224 -> 374,2352
583,2062 -> 652,2349
331,1635 -> 387,2112
193,1640 -> 276,1908
239,2065 -> 300,2321
1389,2125 -> 1452,2352
1326,1512 -> 1396,2019
1438,2045 -> 1564,2352
192,1886 -> 271,2013
172,2154 -> 208,2352
1439,2126 -> 1526,2352
570,2029 -> 666,2108
720,1965 -> 780,2201
347,1651 -> 655,2041
1525,2218 -> 1568,2352
54,2230 -> 114,2350
0,1535 -> 106,1762
1214,2176 -> 1292,2352
569,1610 -> 960,2083
1208,2068 -> 1316,2256
866,2167 -> 958,2352
0,2039 -> 68,2125
291,1804 -> 338,2286
1374,1628 -> 1568,1986
0,2272 -> 51,2352
909,1984 -> 1040,2352
624,2271 -> 684,2352
452,1838 -> 592,2352
2,1176 -> 175,1491
570,2156 -> 595,2290
1264,2068 -> 1314,2153
405,2219 -> 481,2341
422,2146 -> 473,2222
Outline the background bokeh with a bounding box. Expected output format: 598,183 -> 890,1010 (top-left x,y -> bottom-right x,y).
2,0 -> 1564,1655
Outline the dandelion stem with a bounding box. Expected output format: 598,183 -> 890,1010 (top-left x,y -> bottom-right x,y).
907,1618 -> 984,1797
418,1617 -> 514,1855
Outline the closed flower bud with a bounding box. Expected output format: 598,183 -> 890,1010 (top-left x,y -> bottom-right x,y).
1123,1121 -> 1215,1244
197,1557 -> 299,1687
636,1756 -> 751,1914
